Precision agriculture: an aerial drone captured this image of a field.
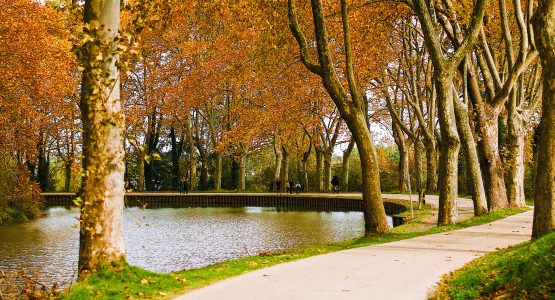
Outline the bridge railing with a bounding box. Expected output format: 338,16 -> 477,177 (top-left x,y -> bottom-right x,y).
41,192 -> 407,216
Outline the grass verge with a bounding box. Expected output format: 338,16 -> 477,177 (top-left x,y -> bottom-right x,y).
434,231 -> 554,299
59,206 -> 528,300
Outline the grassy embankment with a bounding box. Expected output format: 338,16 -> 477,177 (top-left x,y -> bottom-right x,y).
434,231 -> 554,299
59,205 -> 528,300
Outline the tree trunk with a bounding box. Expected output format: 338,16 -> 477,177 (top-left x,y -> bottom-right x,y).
214,152 -> 223,190
184,114 -> 197,191
273,139 -> 282,184
281,145 -> 289,184
169,126 -> 181,191
77,0 -> 125,275
476,116 -> 509,209
347,114 -> 390,234
315,147 -> 323,192
506,102 -> 527,207
238,152 -> 247,191
531,0 -> 555,239
425,143 -> 438,193
189,154 -> 197,191
399,142 -> 408,193
137,148 -> 145,192
415,140 -> 424,208
65,160 -> 72,192
301,153 -> 309,191
37,135 -> 49,191
323,150 -> 332,191
199,151 -> 208,191
392,123 -> 408,192
454,98 -> 488,216
436,76 -> 460,225
341,139 -> 355,192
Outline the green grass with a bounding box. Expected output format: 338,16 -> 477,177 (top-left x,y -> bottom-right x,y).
434,231 -> 555,299
525,198 -> 535,206
59,207 -> 528,300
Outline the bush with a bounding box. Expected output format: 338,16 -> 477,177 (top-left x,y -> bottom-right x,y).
0,153 -> 42,225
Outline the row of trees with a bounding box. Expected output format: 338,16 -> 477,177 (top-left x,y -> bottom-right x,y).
1,0 -> 552,274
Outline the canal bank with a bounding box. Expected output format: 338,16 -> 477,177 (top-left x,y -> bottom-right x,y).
55,204 -> 527,299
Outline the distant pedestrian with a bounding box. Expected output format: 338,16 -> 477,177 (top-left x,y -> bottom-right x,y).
288,180 -> 294,194
331,175 -> 340,193
275,180 -> 282,194
181,179 -> 188,194
295,181 -> 301,194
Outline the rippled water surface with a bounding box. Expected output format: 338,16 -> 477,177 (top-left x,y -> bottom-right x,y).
0,207 -> 381,286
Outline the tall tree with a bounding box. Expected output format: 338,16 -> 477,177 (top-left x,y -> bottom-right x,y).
289,0 -> 389,234
408,0 -> 488,224
75,0 -> 125,274
531,0 -> 555,239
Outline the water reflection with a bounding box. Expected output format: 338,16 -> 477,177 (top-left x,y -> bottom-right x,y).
0,207 -> 382,287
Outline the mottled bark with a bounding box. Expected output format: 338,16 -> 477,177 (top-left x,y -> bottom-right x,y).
436,76 -> 460,225
273,136 -> 282,185
476,116 -> 509,209
532,0 -> 555,239
506,100 -> 527,207
281,145 -> 290,184
454,93 -> 488,216
77,0 -> 125,274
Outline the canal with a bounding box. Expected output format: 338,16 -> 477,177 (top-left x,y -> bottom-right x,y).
0,207 -> 391,287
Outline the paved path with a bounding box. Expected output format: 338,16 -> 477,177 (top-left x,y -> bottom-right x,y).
175,209 -> 533,300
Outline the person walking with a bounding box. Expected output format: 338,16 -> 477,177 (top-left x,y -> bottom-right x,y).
295,181 -> 301,194
331,175 -> 340,193
181,179 -> 188,194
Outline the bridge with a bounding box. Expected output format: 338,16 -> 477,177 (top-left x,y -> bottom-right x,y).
41,192 -> 408,222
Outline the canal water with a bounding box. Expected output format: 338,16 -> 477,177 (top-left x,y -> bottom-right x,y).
0,207 -> 391,287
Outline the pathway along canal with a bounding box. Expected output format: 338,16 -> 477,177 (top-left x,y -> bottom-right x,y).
0,207 -> 392,287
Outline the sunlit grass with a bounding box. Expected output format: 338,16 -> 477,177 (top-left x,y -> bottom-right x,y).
434,231 -> 554,299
